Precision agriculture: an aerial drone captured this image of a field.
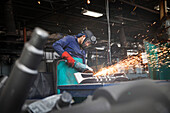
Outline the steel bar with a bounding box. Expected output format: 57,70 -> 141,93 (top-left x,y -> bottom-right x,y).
106,0 -> 112,64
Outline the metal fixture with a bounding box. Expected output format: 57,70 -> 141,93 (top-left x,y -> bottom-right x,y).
82,9 -> 103,18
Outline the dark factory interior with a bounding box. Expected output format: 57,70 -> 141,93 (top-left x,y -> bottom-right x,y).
0,0 -> 170,113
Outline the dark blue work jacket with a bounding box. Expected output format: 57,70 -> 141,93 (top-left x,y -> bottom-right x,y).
53,35 -> 86,63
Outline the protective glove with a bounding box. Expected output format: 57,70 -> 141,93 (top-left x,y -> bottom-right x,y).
61,51 -> 75,67
74,62 -> 93,73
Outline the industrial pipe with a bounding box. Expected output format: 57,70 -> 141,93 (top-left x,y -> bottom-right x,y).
4,0 -> 16,35
106,0 -> 112,64
24,26 -> 27,43
0,27 -> 49,113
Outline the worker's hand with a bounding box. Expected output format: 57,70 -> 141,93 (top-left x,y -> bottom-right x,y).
61,51 -> 75,67
74,62 -> 93,73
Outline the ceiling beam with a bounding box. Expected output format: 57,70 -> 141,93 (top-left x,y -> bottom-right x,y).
26,0 -> 82,25
119,0 -> 159,14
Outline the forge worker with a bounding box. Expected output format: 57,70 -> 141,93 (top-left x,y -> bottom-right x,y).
53,29 -> 97,85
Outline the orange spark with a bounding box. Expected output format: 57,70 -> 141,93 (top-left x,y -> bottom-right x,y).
94,55 -> 143,77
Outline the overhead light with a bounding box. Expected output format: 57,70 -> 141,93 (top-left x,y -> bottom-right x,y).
38,0 -> 40,4
82,9 -> 103,18
95,46 -> 105,50
153,22 -> 156,24
154,5 -> 159,11
117,43 -> 121,47
154,5 -> 170,11
87,0 -> 90,4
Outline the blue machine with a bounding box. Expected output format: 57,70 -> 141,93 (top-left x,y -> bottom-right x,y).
58,80 -> 170,98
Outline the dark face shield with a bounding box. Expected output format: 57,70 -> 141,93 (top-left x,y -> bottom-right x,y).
82,39 -> 92,49
81,30 -> 97,49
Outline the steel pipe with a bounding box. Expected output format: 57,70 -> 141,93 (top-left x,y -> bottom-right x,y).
0,27 -> 49,113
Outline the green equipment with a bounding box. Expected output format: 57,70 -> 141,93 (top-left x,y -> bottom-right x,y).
144,41 -> 170,80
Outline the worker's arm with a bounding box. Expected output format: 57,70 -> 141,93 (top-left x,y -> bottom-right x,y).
52,36 -> 71,56
52,36 -> 75,67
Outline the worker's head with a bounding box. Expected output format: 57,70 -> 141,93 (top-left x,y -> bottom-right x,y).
76,30 -> 97,49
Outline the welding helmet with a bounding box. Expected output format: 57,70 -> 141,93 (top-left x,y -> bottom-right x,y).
81,30 -> 97,49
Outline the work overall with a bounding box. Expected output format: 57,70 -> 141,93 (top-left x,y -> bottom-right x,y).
57,57 -> 83,85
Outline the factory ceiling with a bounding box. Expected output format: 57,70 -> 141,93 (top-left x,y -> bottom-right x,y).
0,0 -> 169,53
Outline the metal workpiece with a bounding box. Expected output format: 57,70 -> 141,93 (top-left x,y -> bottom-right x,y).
74,72 -> 128,84
0,27 -> 49,113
